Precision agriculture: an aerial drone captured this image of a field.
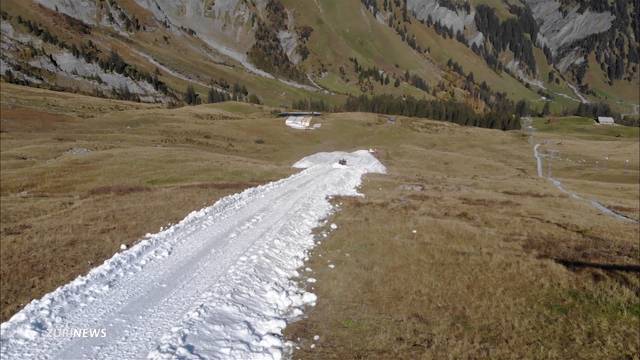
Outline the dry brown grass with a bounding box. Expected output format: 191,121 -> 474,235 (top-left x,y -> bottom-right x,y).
286,161 -> 639,359
284,117 -> 639,358
1,83 -> 638,358
0,84 -> 293,320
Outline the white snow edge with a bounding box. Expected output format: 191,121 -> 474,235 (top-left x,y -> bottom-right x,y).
0,150 -> 386,359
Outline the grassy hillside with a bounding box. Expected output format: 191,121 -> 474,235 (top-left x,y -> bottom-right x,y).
2,0 -> 637,117
1,83 -> 638,358
282,0 -> 441,97
0,0 -> 570,113
408,20 -> 541,103
583,54 -> 640,114
0,0 -> 334,107
532,116 -> 639,139
530,116 -> 639,218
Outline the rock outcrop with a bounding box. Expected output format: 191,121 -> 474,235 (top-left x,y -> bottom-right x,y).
525,0 -> 614,56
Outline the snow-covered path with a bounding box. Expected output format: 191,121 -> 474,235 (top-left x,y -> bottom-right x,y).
0,150 -> 385,360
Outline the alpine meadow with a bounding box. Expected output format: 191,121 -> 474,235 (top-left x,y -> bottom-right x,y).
0,0 -> 638,359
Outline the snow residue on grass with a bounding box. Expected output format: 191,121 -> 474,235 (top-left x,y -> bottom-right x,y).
0,150 -> 385,359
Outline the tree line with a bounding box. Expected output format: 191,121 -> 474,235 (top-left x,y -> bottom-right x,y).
474,5 -> 537,73
342,94 -> 521,130
184,83 -> 261,106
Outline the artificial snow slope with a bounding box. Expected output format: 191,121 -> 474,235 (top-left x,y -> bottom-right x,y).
0,150 -> 385,360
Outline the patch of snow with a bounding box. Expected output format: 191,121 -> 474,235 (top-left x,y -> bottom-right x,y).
0,150 -> 386,359
294,150 -> 386,175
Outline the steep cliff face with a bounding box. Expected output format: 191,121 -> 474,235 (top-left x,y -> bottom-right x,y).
0,16 -> 171,102
33,0 -> 306,80
526,0 -> 614,55
407,0 -> 486,47
134,0 -> 257,69
36,0 -> 99,25
356,0 -> 637,110
1,0 -> 637,110
407,0 -> 472,35
528,0 -> 637,90
133,0 -> 307,80
37,0 -> 147,34
525,0 -> 614,71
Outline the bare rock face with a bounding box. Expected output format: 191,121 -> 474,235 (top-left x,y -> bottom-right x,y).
524,0 -> 614,55
277,9 -> 302,66
36,0 -> 99,25
407,0 -> 471,34
135,0 -> 303,77
1,18 -> 169,102
134,0 -> 256,65
406,0 -> 482,47
34,0 -> 303,80
37,0 -> 143,35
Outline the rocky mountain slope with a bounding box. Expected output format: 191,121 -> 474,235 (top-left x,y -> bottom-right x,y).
1,0 -> 637,115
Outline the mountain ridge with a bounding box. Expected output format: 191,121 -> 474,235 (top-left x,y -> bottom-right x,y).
1,0 -> 637,117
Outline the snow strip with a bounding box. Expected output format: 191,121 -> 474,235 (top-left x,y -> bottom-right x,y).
533,144 -> 637,223
0,150 -> 385,359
